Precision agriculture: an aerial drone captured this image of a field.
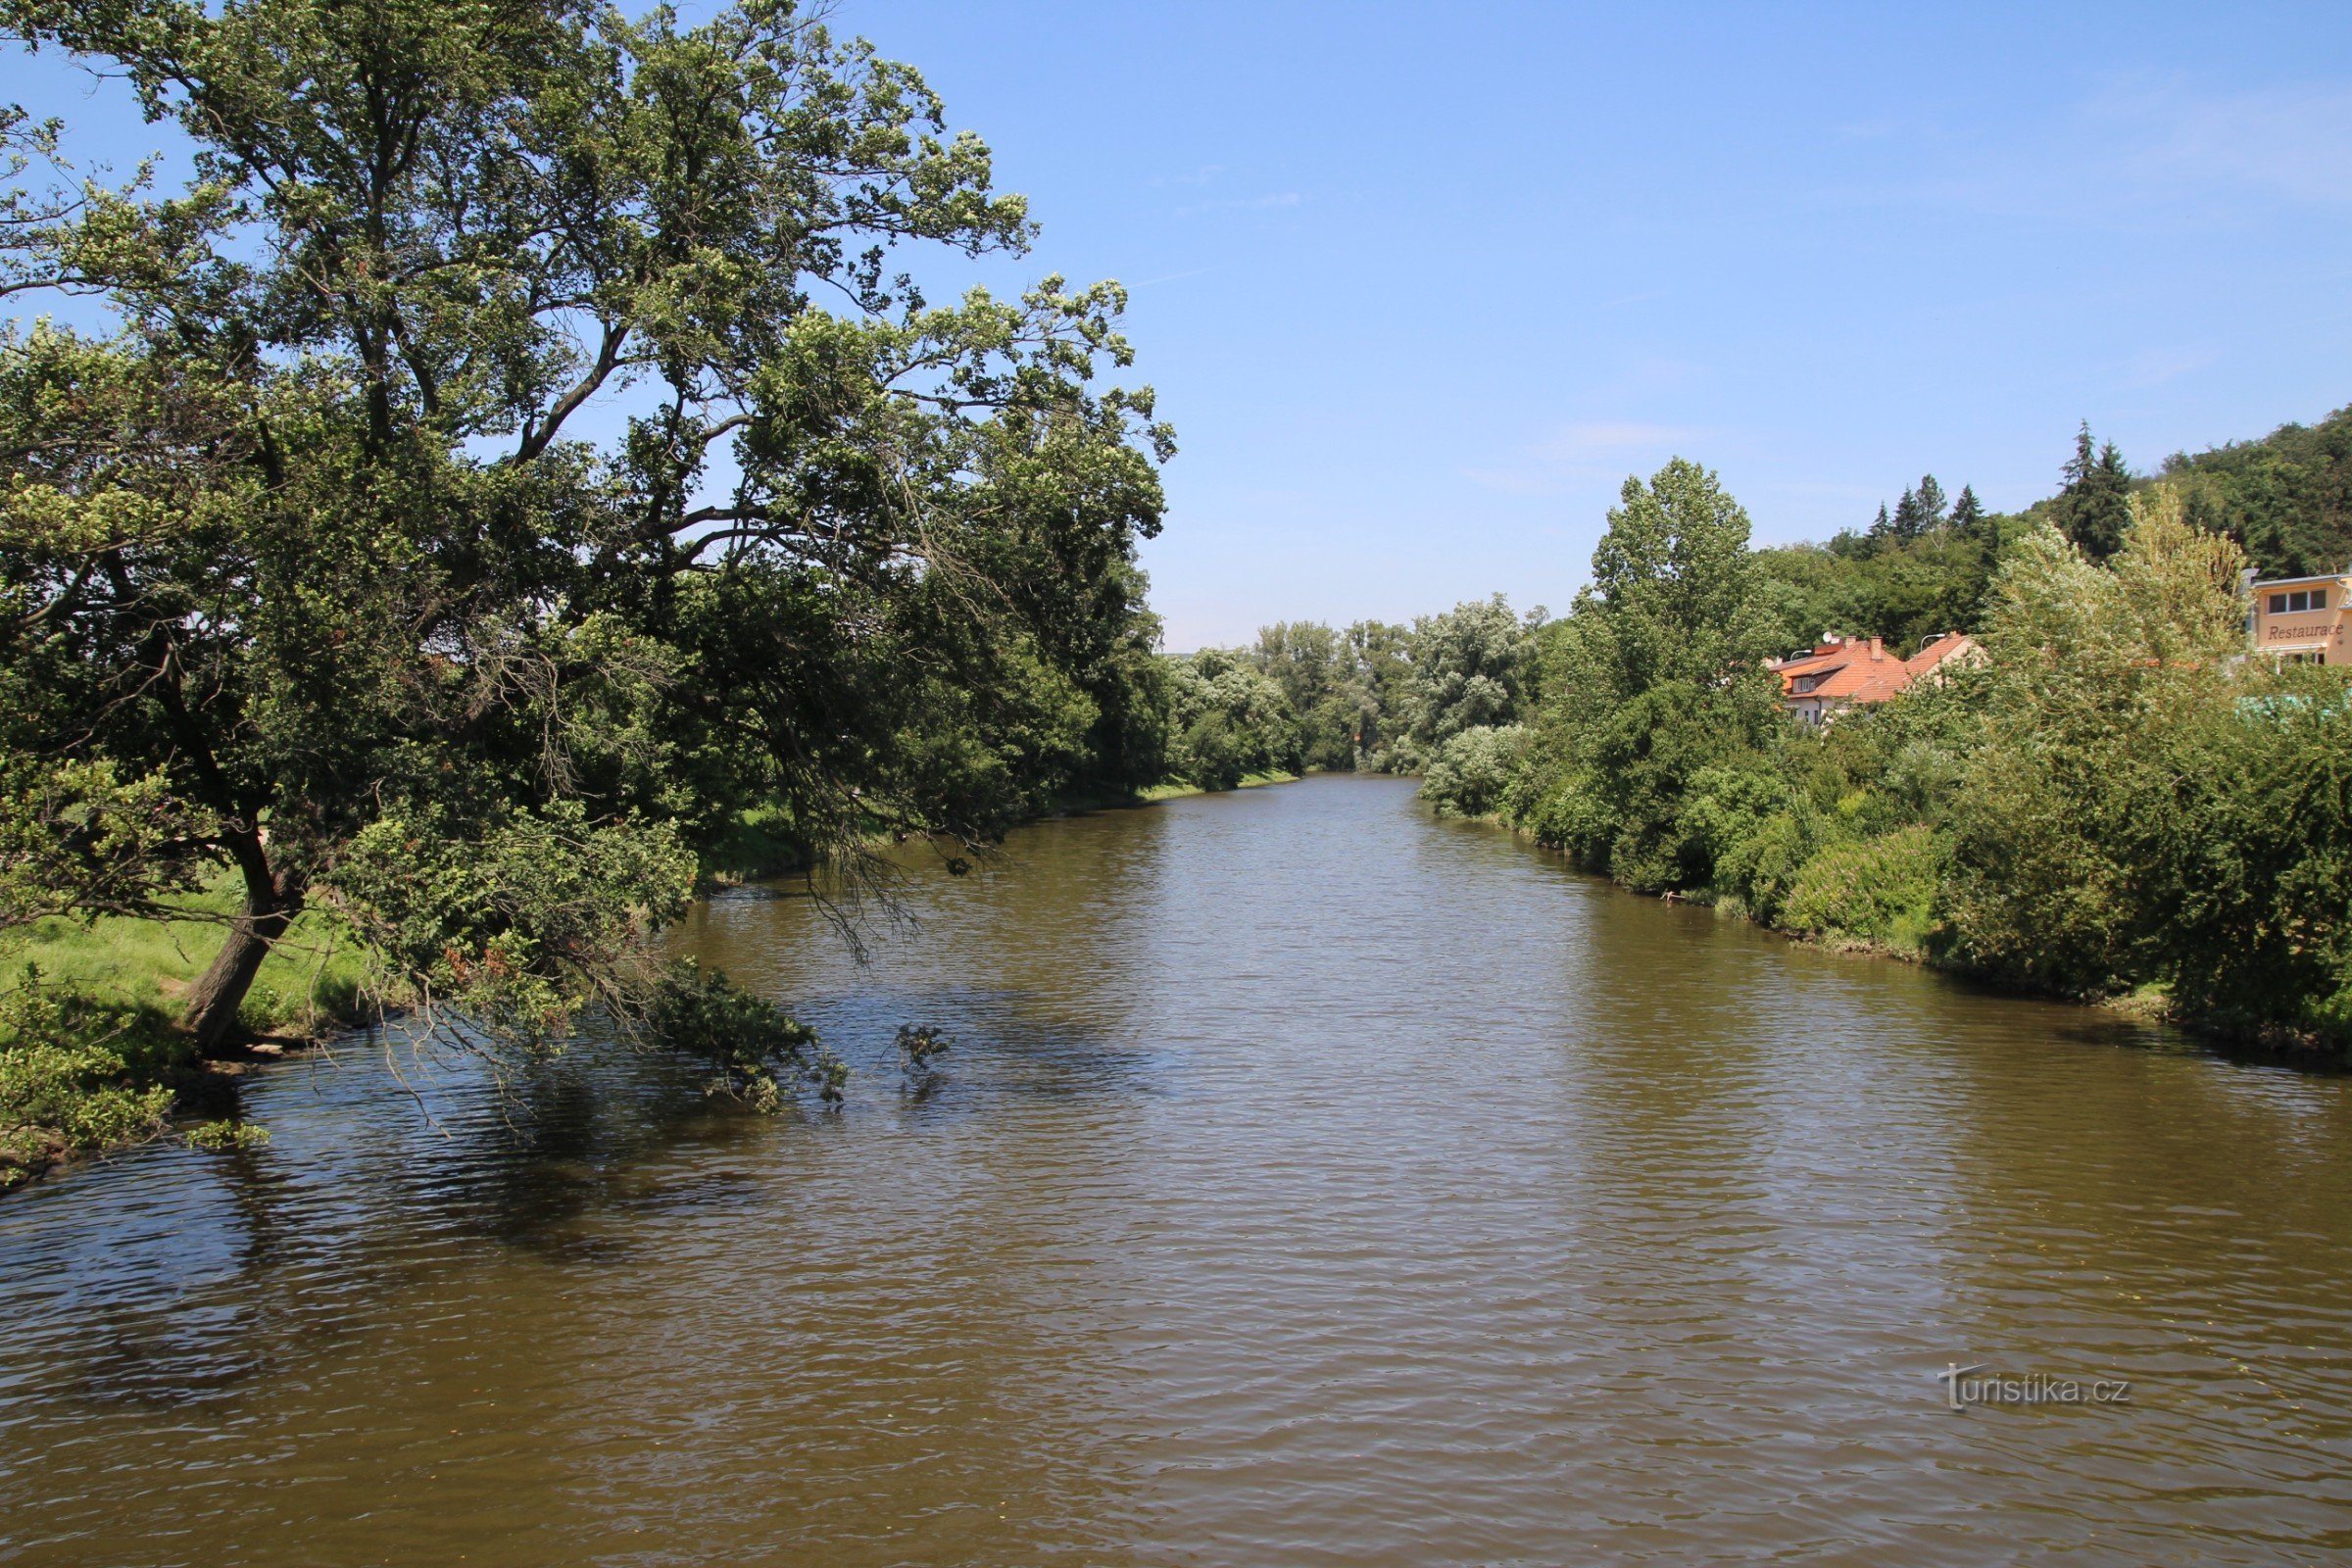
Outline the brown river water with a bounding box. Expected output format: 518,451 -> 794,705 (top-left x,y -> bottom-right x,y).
5,774 -> 2352,1566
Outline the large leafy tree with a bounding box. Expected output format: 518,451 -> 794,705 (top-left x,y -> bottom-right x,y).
1513,459 -> 1781,886
0,0 -> 1170,1054
1943,486 -> 2257,995
1401,594 -> 1539,762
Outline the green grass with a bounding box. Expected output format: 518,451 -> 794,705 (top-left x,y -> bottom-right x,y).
5,875 -> 371,1037
0,877 -> 373,1190
1040,770 -> 1303,813
1132,769 -> 1299,803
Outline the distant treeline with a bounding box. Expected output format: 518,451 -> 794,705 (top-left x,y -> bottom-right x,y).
1156,599 -> 1540,790
1753,406 -> 2352,660
1194,409 -> 2352,1050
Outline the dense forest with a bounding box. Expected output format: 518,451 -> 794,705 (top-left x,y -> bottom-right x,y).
2,0 -> 2348,1187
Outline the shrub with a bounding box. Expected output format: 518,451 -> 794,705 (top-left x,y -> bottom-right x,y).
185,1119 -> 270,1152
1780,826 -> 1944,951
2145,666 -> 2352,1043
0,966 -> 177,1185
1419,724 -> 1530,818
896,1024 -> 952,1082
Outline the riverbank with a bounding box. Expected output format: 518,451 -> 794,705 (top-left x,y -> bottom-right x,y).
1451,800 -> 2342,1061
1057,769 -> 1300,810
4,772 -> 1311,1191
0,881 -> 371,1190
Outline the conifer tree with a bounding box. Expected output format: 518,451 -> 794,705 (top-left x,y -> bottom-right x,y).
1950,484 -> 1986,535
1914,474 -> 1947,530
2054,422 -> 2133,561
1891,486 -> 1923,538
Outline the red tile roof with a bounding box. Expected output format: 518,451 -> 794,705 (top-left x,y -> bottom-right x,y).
1768,633 -> 1978,710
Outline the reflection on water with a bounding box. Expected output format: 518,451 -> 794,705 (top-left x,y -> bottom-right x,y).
5,774 -> 2352,1566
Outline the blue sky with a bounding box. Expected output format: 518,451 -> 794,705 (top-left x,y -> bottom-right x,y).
847,0 -> 2352,646
11,2 -> 2352,648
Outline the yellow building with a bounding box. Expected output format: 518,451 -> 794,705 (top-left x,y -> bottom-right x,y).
2250,571 -> 2350,665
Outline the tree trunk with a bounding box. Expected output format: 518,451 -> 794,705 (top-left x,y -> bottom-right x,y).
183,833 -> 299,1054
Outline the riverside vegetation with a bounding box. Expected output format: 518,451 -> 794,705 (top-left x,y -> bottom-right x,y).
1145,416 -> 2352,1055
0,0 -> 1181,1182
2,1 -> 2349,1185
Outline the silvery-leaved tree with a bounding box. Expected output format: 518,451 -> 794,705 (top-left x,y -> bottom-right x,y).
0,0 -> 1172,1073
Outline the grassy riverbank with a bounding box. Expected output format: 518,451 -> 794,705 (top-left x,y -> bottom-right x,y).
4,774 -> 1308,1191
1098,769 -> 1300,806
0,881 -> 372,1189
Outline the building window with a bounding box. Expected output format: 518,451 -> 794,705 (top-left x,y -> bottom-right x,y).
2268,588 -> 2330,613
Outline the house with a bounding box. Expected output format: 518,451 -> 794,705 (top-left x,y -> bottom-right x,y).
2248,570 -> 2349,666
1766,631 -> 1981,726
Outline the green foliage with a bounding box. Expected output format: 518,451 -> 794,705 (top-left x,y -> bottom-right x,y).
1942,491 -> 2253,995
1101,599 -> 1536,800
1575,459 -> 1778,700
1681,763 -> 1810,921
1344,621 -> 1420,767
334,802 -> 698,1038
1753,527 -> 1999,656
1500,456 -> 2348,1044
2144,670 -> 2352,1038
0,0 -> 1173,1067
1420,724 -> 1529,818
1164,649 -> 1298,790
1400,595 -> 1542,765
1512,459 -> 1781,888
1165,415 -> 2352,1051
1747,460 -> 2018,657
2049,422 -> 2135,563
1250,620 -> 1360,771
0,965 -> 176,1185
1936,486 -> 2350,1037
645,959 -> 836,1112
184,1118 -> 270,1152
2163,402 -> 2352,579
896,1024 -> 952,1081
1779,827 -> 1944,950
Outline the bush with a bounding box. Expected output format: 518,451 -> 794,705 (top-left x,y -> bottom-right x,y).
0,966 -> 178,1186
185,1119 -> 270,1152
1678,764 -> 1799,911
1419,725 -> 1529,818
1780,826 -> 1944,951
2144,668 -> 2352,1042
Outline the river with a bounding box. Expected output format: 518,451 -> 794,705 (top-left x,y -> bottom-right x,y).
4,774 -> 2351,1565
